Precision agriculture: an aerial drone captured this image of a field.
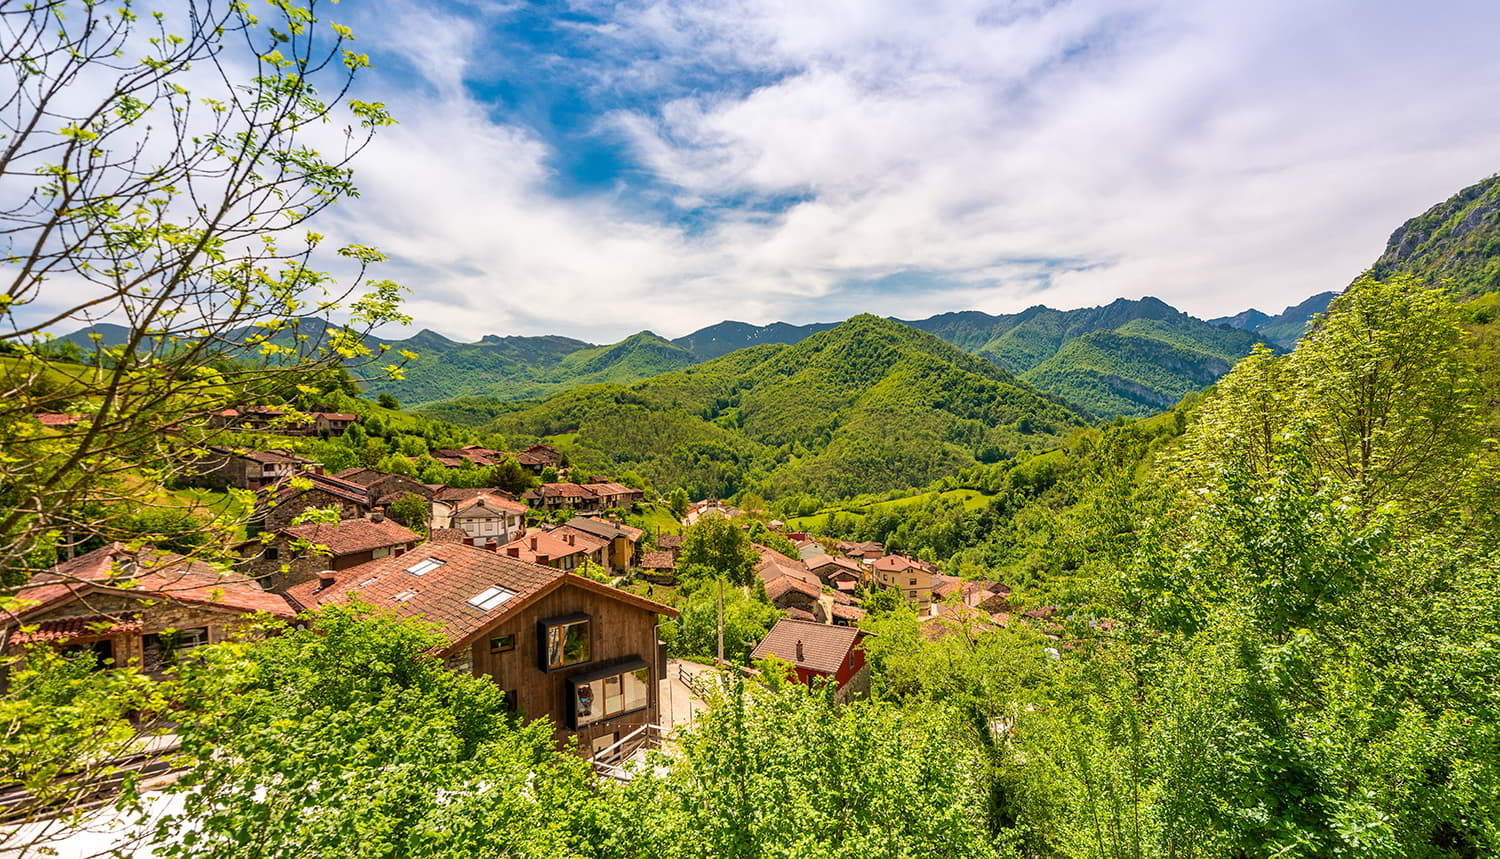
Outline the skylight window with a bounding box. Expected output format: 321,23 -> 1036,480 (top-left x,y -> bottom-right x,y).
468,585 -> 517,611
404,558 -> 445,576
392,589 -> 418,602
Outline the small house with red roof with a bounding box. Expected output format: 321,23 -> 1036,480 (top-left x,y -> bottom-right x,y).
750,619 -> 870,702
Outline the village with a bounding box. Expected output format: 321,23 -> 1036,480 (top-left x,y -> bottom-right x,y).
6,408 -> 1038,784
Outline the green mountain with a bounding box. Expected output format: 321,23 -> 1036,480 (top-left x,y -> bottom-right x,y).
490,314 -> 1085,501
1209,291 -> 1338,350
670,320 -> 836,361
1372,174 -> 1500,297
904,297 -> 1268,418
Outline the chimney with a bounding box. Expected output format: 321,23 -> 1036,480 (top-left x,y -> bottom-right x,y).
795,639 -> 804,663
316,570 -> 337,591
506,546 -> 520,558
565,533 -> 574,546
536,554 -> 550,565
370,510 -> 385,523
530,536 -> 537,550
486,542 -> 499,552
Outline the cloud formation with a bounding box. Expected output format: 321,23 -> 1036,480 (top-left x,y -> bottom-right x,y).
334,0 -> 1500,342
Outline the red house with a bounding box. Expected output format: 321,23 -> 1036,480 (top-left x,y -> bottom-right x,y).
750,619 -> 870,702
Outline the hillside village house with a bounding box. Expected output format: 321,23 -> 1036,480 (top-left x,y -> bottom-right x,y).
2,544 -> 295,671
336,468 -> 435,507
191,446 -> 314,491
285,541 -> 676,752
500,529 -> 607,571
255,472 -> 373,532
514,444 -> 563,474
523,481 -> 642,515
871,555 -> 937,609
563,517 -> 644,571
755,547 -> 864,625
430,446 -> 505,469
449,494 -> 528,545
235,515 -> 422,591
807,555 -> 865,593
750,619 -> 870,702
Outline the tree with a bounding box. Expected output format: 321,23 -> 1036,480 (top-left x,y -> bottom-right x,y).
1182,276 -> 1487,525
385,493 -> 429,536
665,571 -> 780,662
540,466 -> 560,483
0,0 -> 406,586
587,678 -> 1000,858
486,458 -> 536,495
151,605 -> 594,858
679,518 -> 757,587
376,393 -> 400,410
666,486 -> 691,519
0,645 -> 183,858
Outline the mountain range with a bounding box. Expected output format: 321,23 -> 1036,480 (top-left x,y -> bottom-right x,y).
488,314 -> 1085,500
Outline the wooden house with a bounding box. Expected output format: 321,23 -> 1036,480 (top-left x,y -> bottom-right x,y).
285,542 -> 676,752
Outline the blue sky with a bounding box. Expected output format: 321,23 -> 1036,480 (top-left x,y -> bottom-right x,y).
320,0 -> 1500,342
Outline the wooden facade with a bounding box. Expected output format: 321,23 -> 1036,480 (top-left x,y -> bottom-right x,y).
448,579 -> 665,751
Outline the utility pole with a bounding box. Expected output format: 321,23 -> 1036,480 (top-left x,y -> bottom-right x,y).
716,576 -> 725,664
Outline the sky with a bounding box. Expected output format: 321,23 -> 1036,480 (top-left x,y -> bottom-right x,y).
268,1 -> 1500,341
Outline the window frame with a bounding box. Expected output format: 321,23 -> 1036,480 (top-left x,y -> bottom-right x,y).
489,632 -> 516,654
537,612 -> 592,671
566,658 -> 652,729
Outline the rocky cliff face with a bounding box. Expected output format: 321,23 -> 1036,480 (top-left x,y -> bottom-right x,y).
1372,174 -> 1500,298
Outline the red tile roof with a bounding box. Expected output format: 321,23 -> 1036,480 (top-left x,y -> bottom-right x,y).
8,614 -> 144,644
279,517 -> 421,556
284,542 -> 674,653
35,413 -> 84,427
429,528 -> 471,543
498,530 -> 590,565
765,575 -> 820,602
750,619 -> 866,675
565,516 -> 644,543
640,550 -> 675,570
4,544 -> 295,626
454,493 -> 529,516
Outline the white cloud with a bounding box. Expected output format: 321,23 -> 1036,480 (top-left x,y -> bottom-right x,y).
327,0 -> 1500,342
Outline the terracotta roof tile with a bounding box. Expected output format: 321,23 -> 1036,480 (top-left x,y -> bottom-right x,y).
280,518 -> 421,556
750,619 -> 865,675
284,542 -> 674,652
641,551 -> 675,570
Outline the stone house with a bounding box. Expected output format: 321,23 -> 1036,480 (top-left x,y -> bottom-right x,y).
191,446 -> 314,491
2,544 -> 295,673
235,515 -> 423,592
254,472 -> 373,533
563,517 -> 644,572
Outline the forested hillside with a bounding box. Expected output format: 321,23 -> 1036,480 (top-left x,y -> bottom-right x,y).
489,314 -> 1084,500
1374,173 -> 1500,297
905,297 -> 1268,416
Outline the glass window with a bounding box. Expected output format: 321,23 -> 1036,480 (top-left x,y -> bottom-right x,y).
143,626 -> 210,671
489,633 -> 515,653
545,618 -> 591,669
624,666 -> 650,713
603,673 -> 624,715
571,663 -> 651,728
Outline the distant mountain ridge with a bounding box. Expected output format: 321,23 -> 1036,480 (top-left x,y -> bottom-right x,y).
57,295 -> 1285,417
1210,292 -> 1338,350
